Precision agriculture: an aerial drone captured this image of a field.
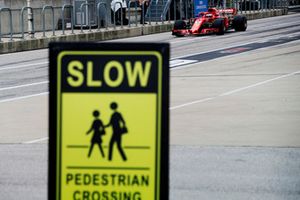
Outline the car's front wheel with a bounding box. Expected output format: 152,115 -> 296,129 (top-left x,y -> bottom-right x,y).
174,20 -> 187,30
212,19 -> 225,35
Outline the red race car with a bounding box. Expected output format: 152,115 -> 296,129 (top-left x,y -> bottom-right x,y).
172,8 -> 247,36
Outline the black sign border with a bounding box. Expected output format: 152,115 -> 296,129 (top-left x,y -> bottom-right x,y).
49,42 -> 169,200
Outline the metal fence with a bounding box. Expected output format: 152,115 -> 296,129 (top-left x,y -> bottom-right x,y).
170,0 -> 290,20
0,0 -> 291,41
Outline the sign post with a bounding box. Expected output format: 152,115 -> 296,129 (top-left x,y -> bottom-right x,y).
49,42 -> 169,200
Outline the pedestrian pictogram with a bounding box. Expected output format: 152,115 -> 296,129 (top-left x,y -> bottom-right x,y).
86,110 -> 105,158
106,102 -> 128,161
49,42 -> 169,200
86,102 -> 128,161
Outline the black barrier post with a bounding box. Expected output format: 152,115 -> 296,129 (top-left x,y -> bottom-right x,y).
141,1 -> 145,26
191,0 -> 194,17
148,1 -> 152,25
174,0 -> 176,20
156,0 -> 159,24
168,6 -> 171,23
179,0 -> 182,19
185,0 -> 188,19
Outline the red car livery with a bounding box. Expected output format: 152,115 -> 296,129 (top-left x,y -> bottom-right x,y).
172,8 -> 247,36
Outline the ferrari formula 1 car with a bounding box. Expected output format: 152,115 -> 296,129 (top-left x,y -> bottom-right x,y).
172,8 -> 247,36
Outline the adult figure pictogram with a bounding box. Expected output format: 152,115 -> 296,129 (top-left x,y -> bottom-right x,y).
106,102 -> 127,161
86,110 -> 105,158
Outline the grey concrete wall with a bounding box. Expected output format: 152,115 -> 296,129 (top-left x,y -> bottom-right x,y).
0,0 -> 72,9
0,7 -> 66,34
0,0 -> 73,34
0,0 -> 72,8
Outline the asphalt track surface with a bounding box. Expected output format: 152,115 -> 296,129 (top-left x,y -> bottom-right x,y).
0,13 -> 300,199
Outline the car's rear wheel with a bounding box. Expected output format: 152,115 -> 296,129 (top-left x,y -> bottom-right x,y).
233,16 -> 247,31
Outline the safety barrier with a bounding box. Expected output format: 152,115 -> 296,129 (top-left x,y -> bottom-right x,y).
20,6 -> 35,39
147,0 -> 152,25
0,0 -> 292,42
155,0 -> 158,24
185,0 -> 188,19
179,0 -> 183,19
128,0 -> 138,27
140,0 -> 147,25
161,0 -> 172,23
80,3 -> 93,33
97,2 -> 108,30
173,0 -> 177,20
41,5 -> 55,37
61,4 -> 74,35
0,7 -> 13,42
113,2 -> 124,29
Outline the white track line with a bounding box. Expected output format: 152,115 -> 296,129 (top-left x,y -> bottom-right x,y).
171,39 -> 300,71
171,36 -> 210,44
0,92 -> 48,103
0,49 -> 48,57
21,70 -> 300,143
170,97 -> 214,110
0,81 -> 48,91
220,71 -> 300,96
22,137 -> 49,144
171,70 -> 300,110
0,61 -> 48,71
0,58 -> 189,93
1,34 -> 300,103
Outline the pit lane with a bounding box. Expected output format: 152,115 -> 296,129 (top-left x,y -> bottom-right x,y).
0,13 -> 300,200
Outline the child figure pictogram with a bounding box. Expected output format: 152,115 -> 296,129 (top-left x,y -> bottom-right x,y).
86,110 -> 105,158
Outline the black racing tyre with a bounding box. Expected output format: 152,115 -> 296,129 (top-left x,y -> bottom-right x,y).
174,33 -> 185,37
212,19 -> 225,35
233,16 -> 247,31
174,20 -> 187,30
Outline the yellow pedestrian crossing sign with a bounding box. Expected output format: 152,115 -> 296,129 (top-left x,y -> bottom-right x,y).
49,42 -> 169,200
